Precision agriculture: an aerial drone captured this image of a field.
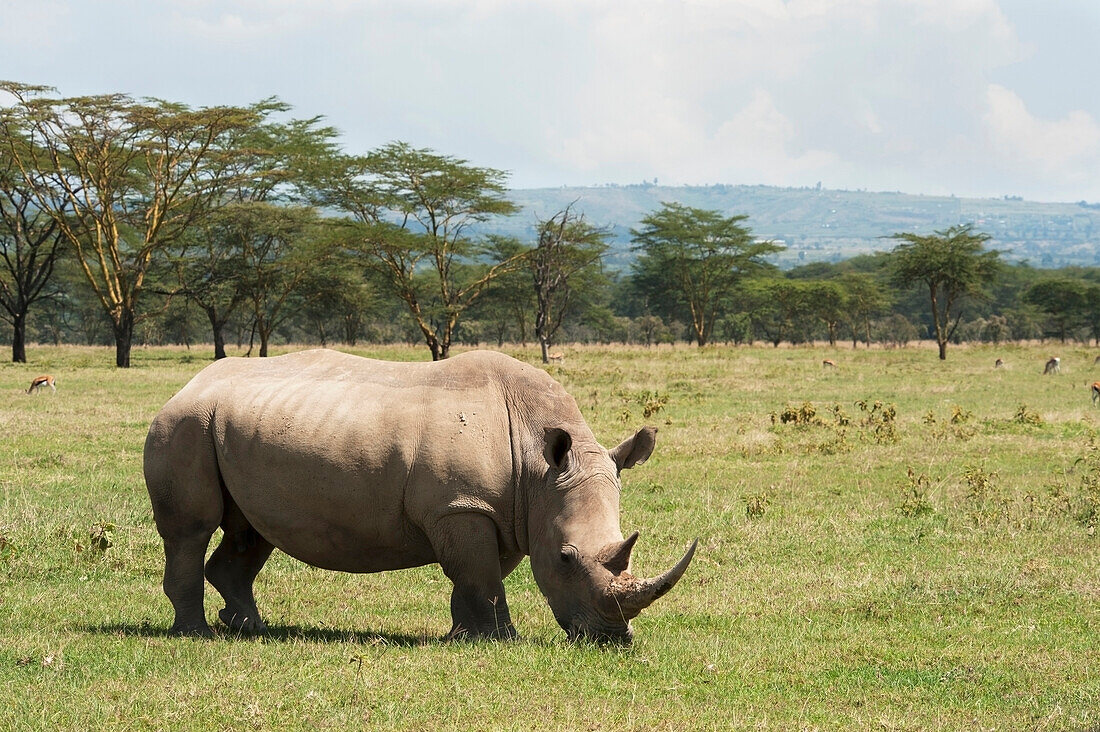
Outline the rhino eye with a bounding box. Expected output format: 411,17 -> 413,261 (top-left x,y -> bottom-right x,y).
560,545 -> 578,563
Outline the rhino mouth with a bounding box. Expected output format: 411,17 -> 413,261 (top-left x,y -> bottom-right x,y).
560,614 -> 634,645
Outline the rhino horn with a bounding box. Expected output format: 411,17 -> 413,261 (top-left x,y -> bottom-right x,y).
597,531 -> 639,575
608,538 -> 698,619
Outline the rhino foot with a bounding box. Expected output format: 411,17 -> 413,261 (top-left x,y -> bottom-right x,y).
445,622 -> 519,642
169,620 -> 215,638
219,608 -> 268,633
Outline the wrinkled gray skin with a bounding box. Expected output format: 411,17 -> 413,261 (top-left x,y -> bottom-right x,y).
144,349 -> 696,643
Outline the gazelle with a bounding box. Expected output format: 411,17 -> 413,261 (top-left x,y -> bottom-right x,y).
547,352 -> 564,363
1043,357 -> 1060,375
1092,382 -> 1100,406
994,358 -> 1004,369
822,359 -> 836,369
27,374 -> 56,394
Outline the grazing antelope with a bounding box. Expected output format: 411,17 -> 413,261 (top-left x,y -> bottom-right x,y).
1093,382 -> 1100,405
822,359 -> 836,369
27,374 -> 56,394
547,352 -> 564,363
994,358 -> 1004,369
1094,355 -> 1100,366
1043,357 -> 1060,375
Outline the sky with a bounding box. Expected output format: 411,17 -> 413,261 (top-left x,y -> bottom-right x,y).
2,0 -> 1098,203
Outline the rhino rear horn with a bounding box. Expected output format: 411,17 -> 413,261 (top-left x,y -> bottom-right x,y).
609,538 -> 698,619
597,531 -> 639,575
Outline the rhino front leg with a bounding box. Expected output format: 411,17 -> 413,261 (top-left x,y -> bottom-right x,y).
432,514 -> 518,641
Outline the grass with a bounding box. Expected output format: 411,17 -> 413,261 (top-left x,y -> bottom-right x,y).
3,341 -> 1100,730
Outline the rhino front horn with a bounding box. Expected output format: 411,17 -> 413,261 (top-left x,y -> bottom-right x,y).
609,538 -> 698,619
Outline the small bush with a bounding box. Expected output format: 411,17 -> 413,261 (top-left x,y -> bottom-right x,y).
1068,441 -> 1100,533
927,406 -> 976,441
857,399 -> 899,444
87,522 -> 116,555
744,491 -> 771,519
898,467 -> 934,517
636,390 -> 669,419
1014,404 -> 1043,425
0,530 -> 15,561
963,465 -> 1006,528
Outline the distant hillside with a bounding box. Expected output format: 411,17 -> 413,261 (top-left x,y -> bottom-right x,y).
488,184 -> 1100,270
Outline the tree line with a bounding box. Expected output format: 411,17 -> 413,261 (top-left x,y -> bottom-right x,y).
2,84 -> 1098,366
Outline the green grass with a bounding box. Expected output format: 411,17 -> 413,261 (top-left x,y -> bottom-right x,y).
3,341 -> 1100,730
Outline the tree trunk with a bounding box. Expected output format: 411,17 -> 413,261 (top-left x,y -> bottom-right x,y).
213,326 -> 227,360
438,329 -> 451,360
540,338 -> 550,364
114,315 -> 134,368
343,312 -> 360,346
204,307 -> 228,360
929,287 -> 946,361
11,311 -> 27,363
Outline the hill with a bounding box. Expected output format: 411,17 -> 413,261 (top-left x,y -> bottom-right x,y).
491,183 -> 1100,270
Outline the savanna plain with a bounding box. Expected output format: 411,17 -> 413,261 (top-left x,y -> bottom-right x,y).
2,342 -> 1099,731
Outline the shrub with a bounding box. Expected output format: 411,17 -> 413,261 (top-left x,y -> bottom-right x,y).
899,467 -> 934,517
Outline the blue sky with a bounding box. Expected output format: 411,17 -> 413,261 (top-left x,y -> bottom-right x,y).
2,0 -> 1098,202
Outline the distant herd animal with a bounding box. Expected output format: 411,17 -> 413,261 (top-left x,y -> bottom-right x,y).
26,374 -> 56,394
144,349 -> 696,644
1044,356 -> 1061,375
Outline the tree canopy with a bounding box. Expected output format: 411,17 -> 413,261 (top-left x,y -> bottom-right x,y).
890,224 -> 1002,359
631,202 -> 781,347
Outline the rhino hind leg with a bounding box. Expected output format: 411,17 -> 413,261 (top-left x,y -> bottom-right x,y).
205,492 -> 274,633
432,514 -> 518,641
162,534 -> 217,636
145,414 -> 224,637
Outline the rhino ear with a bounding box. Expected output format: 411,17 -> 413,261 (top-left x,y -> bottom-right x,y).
610,426 -> 657,471
543,427 -> 573,470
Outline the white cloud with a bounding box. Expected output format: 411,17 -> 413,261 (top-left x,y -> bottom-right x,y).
983,83 -> 1100,174
708,90 -> 841,184
1,0 -> 1097,200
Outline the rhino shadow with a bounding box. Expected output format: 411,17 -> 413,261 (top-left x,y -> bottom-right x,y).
85,621 -> 438,647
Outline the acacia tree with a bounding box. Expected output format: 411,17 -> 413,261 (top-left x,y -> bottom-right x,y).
837,272 -> 891,348
230,203 -> 342,357
805,279 -> 846,346
747,278 -> 815,347
169,106 -> 342,359
531,204 -> 609,362
321,142 -> 522,360
1022,277 -> 1088,343
890,224 -> 1002,360
0,82 -> 260,366
631,203 -> 780,347
476,235 -> 535,347
0,139 -> 68,362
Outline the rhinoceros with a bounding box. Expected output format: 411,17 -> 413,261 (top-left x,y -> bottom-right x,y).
144,349 -> 696,643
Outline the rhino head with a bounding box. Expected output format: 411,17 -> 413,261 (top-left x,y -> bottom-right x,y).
529,425 -> 697,644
